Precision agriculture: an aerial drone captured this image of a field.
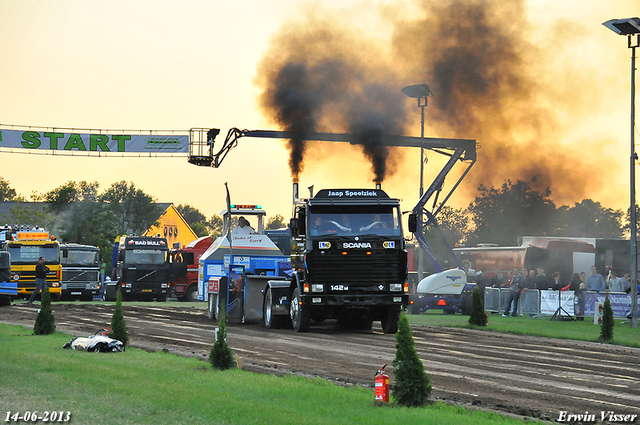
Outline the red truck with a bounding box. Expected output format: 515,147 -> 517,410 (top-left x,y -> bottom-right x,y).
170,236 -> 214,301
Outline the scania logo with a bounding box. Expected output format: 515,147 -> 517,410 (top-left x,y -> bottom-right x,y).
342,242 -> 372,249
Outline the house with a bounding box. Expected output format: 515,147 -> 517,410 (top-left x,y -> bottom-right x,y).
143,204 -> 198,248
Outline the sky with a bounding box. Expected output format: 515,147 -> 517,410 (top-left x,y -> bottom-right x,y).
0,0 -> 638,226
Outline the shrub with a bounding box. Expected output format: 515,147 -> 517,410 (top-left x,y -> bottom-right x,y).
33,286 -> 55,335
209,304 -> 235,370
392,311 -> 432,407
468,287 -> 488,327
599,295 -> 614,343
109,290 -> 129,346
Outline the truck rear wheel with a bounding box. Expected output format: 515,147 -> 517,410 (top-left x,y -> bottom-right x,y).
381,307 -> 400,334
207,294 -> 217,320
263,287 -> 284,329
290,287 -> 310,332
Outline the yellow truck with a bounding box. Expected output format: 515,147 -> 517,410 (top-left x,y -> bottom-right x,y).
4,229 -> 62,301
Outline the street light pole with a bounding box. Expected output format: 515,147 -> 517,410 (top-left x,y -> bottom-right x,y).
402,84 -> 433,282
603,18 -> 640,328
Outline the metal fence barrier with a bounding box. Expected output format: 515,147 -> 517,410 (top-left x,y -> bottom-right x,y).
484,287 -> 639,318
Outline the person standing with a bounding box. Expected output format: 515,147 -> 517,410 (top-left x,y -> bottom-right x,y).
586,265 -> 605,292
535,268 -> 549,290
27,256 -> 50,305
502,268 -> 524,317
608,271 -> 626,292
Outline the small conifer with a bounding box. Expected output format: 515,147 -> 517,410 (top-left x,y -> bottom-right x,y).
33,286 -> 55,335
109,290 -> 129,346
468,287 -> 488,326
392,311 -> 432,407
599,295 -> 614,343
209,304 -> 235,370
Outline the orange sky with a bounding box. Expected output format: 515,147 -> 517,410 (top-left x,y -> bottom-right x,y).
0,0 -> 638,224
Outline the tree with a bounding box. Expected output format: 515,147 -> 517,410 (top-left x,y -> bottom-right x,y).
98,181 -> 163,235
208,214 -> 224,238
266,214 -> 286,230
33,287 -> 56,335
392,311 -> 431,407
468,287 -> 487,326
109,290 -> 129,347
422,206 -> 470,269
177,204 -> 210,237
0,177 -> 17,201
599,295 -> 614,343
557,199 -> 623,238
467,180 -> 557,246
209,306 -> 235,370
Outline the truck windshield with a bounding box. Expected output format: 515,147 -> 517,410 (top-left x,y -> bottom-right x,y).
62,250 -> 99,266
7,244 -> 60,265
125,249 -> 166,265
309,206 -> 401,236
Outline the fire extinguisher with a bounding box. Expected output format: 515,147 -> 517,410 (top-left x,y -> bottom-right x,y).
374,364 -> 389,403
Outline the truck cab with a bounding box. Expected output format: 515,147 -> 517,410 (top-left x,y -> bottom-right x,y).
282,188 -> 409,333
108,236 -> 170,301
60,243 -> 101,301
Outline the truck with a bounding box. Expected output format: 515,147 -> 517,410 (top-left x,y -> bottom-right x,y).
106,235 -> 171,301
60,243 -> 101,301
281,186 -> 409,333
204,187 -> 409,333
169,236 -> 214,301
3,228 -> 62,301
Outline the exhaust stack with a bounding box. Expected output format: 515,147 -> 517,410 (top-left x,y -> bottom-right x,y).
293,182 -> 299,203
375,183 -> 381,190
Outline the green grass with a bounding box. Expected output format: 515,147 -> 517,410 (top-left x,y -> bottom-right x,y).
0,324 -> 529,425
407,311 -> 640,348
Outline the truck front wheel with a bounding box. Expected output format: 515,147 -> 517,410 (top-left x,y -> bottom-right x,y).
290,287 -> 310,332
185,286 -> 199,302
381,307 -> 400,334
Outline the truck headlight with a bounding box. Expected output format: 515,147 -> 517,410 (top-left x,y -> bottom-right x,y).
51,282 -> 60,288
161,283 -> 168,288
390,283 -> 402,292
311,284 -> 324,292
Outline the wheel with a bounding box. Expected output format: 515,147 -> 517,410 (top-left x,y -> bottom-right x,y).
156,295 -> 167,302
207,294 -> 217,320
185,286 -> 199,302
290,287 -> 310,332
356,316 -> 374,331
381,307 -> 400,334
263,287 -> 284,329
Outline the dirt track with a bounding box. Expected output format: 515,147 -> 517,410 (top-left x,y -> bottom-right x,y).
2,302 -> 640,423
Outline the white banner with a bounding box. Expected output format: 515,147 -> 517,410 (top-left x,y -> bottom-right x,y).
0,128 -> 188,153
540,290 -> 575,315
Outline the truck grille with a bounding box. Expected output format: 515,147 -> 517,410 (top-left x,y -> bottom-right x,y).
62,270 -> 99,283
307,250 -> 403,290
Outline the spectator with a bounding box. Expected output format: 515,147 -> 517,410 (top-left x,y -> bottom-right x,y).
27,256 -> 49,305
550,272 -> 563,291
623,272 -> 632,293
523,269 -> 536,290
475,269 -> 489,295
502,268 -> 524,317
586,265 -> 605,292
535,268 -> 549,290
608,271 -> 627,292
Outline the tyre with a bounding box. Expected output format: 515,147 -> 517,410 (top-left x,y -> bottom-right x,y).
381,307 -> 400,334
185,286 -> 199,302
156,294 -> 167,302
263,287 -> 284,329
290,287 -> 310,332
207,294 -> 217,320
356,316 -> 374,331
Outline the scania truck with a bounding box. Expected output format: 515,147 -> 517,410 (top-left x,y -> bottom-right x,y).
263,186 -> 409,333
